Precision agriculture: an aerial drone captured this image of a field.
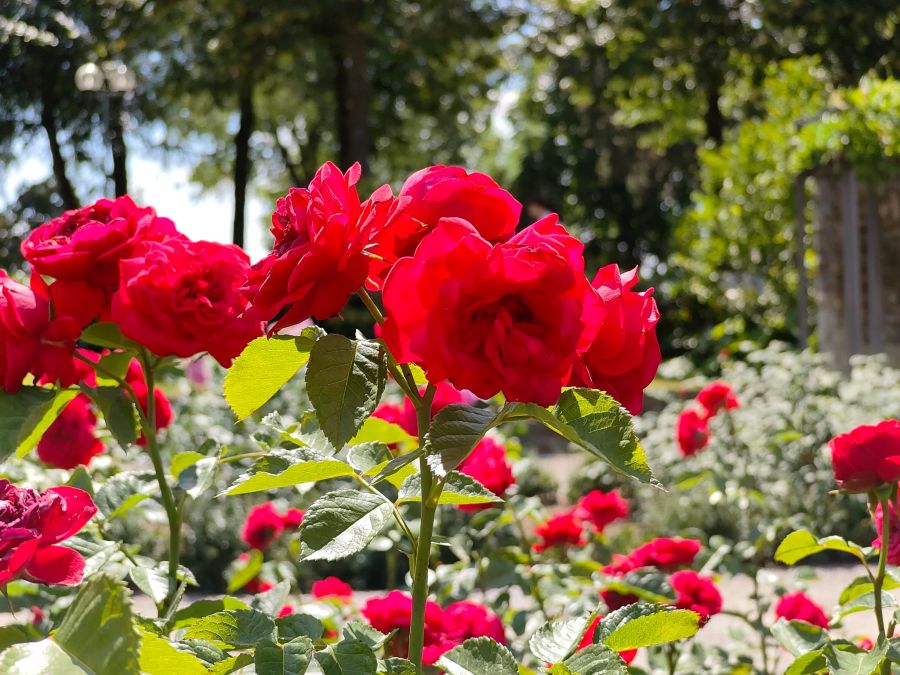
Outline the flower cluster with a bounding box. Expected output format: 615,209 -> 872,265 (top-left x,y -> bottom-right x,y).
312,576 -> 353,601
676,381 -> 740,456
241,503 -> 305,551
362,591 -> 504,665
533,489 -> 630,553
829,420 -> 900,493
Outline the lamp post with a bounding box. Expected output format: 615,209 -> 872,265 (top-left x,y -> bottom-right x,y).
75,61 -> 136,197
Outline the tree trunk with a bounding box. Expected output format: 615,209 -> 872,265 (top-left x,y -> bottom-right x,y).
703,77 -> 724,145
39,88 -> 78,209
233,80 -> 255,249
333,19 -> 370,171
108,96 -> 128,196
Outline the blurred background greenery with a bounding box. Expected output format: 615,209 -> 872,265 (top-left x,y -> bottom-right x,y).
1,1 -> 898,361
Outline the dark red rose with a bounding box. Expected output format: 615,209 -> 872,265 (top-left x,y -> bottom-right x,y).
456,436 -> 514,511
37,395 -> 104,469
362,591 -> 447,664
311,576 -> 353,600
669,570 -> 722,621
281,508 -> 305,530
241,503 -> 284,550
577,616 -> 637,664
244,162 -> 398,332
774,591 -> 829,628
830,420 -> 900,492
677,409 -> 710,457
627,537 -> 701,570
872,497 -> 900,564
382,216 -> 600,406
368,165 -> 521,288
0,480 -> 96,586
0,272 -> 82,391
112,238 -> 264,366
21,196 -> 180,323
533,510 -> 586,553
569,265 -> 661,414
574,489 -> 629,533
696,381 -> 739,418
443,600 -> 505,644
242,576 -> 273,594
125,360 -> 173,447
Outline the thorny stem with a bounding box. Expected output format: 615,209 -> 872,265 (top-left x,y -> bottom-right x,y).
356,289 -> 420,400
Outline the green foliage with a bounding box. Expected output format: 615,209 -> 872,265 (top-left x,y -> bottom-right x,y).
774,530 -> 869,565
398,471 -> 501,506
437,637 -> 518,675
254,637 -> 314,675
0,386 -> 78,461
276,614 -> 325,642
298,489 -> 392,561
139,630 -> 208,675
182,609 -> 277,648
427,404 -> 499,475
222,451 -> 353,496
314,639 -> 378,675
555,645 -> 628,675
598,603 -> 700,651
529,611 -> 594,663
81,386 -> 138,448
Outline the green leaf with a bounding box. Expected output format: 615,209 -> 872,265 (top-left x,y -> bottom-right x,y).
784,650 -> 827,675
770,620 -> 827,657
427,404 -> 499,475
222,452 -> 353,496
598,603 -> 700,651
314,639 -> 378,675
436,637 -> 518,675
306,335 -> 387,450
54,575 -> 141,674
209,653 -> 254,674
255,637 -> 313,675
823,639 -> 888,674
182,609 -> 276,648
839,575 -> 900,605
138,630 -> 207,675
225,328 -> 324,421
170,451 -> 205,479
529,611 -> 594,663
508,388 -> 656,485
596,571 -> 674,604
380,657 -> 417,674
94,472 -> 154,520
774,530 -> 868,565
94,351 -> 133,386
371,449 -> 424,487
299,489 -> 392,561
0,386 -> 79,460
177,457 -> 218,499
276,614 -> 324,642
0,624 -> 41,652
341,620 -> 391,649
0,640 -> 90,674
398,471 -> 502,506
81,386 -> 138,448
173,598 -> 250,630
129,566 -> 169,605
226,549 -> 264,593
81,322 -> 140,350
66,466 -> 94,495
251,581 -> 291,617
347,443 -> 394,473
350,417 -> 416,446
559,644 -> 628,675
835,591 -> 897,620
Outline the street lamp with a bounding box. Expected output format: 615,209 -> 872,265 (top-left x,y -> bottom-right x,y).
75,60 -> 136,196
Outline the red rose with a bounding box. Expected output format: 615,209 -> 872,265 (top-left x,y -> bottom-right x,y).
112,238 -> 263,366
627,537 -> 700,570
696,381 -> 739,418
0,480 -> 96,586
872,497 -> 900,564
456,436 -> 515,511
373,383 -> 476,438
677,409 -> 710,457
774,591 -> 829,628
278,605 -> 294,617
125,360 -> 173,447
281,508 -> 305,530
574,489 -> 629,533
22,196 -> 180,323
0,272 -> 82,391
244,162 -> 397,332
533,510 -> 586,553
830,421 -> 900,492
37,395 -> 104,469
242,576 -> 273,594
443,600 -> 505,644
368,165 -> 521,288
569,265 -> 661,414
382,216 -> 600,406
312,576 -> 353,600
242,503 -> 284,550
858,637 -> 875,651
577,616 -> 637,664
362,591 -> 447,664
669,570 -> 722,621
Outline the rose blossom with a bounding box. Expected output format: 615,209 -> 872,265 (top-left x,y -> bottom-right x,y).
278,605 -> 294,617
368,165 -> 521,287
569,265 -> 661,414
37,395 -> 104,469
362,591 -> 447,664
241,503 -> 284,550
281,508 -> 305,530
21,195 -> 180,323
872,497 -> 900,565
443,601 -> 506,644
669,570 -> 722,621
677,409 -> 710,457
382,216 -> 600,406
696,381 -> 740,418
627,537 -> 701,570
456,436 -> 515,511
774,591 -> 829,628
578,616 -> 637,664
574,489 -> 629,533
829,420 -> 900,492
0,480 -> 97,586
533,510 -> 586,553
112,238 -> 264,366
373,383 -> 476,438
244,162 -> 397,331
312,576 -> 353,600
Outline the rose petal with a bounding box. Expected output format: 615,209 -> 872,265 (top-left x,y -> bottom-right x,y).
25,545 -> 85,586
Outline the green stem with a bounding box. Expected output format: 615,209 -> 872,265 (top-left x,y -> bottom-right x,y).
510,505 -> 551,619
356,289 -> 420,400
874,490 -> 891,641
407,384 -> 437,673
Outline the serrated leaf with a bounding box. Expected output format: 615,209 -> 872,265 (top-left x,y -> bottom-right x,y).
507,388 -> 655,485
0,386 -> 79,461
398,471 -> 502,506
341,620 -> 391,649
138,630 -> 207,675
0,640 -> 89,674
839,575 -> 900,605
770,619 -> 827,657
81,386 -> 137,448
437,637 -> 518,675
427,404 -> 499,475
222,453 -> 353,496
598,603 -> 699,651
54,575 -> 141,674
209,652 -> 254,674
774,530 -> 868,565
306,335 -> 386,450
596,571 -> 673,604
834,590 -> 897,620
276,614 -> 324,642
129,566 -> 169,605
225,328 -> 324,421
823,639 -> 888,674
380,657 -> 417,674
0,624 -> 41,653
255,637 -> 313,675
785,650 -> 827,675
299,489 -> 392,561
529,611 -> 594,663
371,449 -> 424,486
170,451 -> 205,479
182,610 -> 276,649
347,443 -> 393,474
94,351 -> 133,386
178,457 -> 218,499
251,581 -> 291,617
94,472 -> 154,520
560,644 -> 628,675
173,598 -> 250,630
81,322 -> 140,350
315,639 -> 378,675
350,417 -> 415,446
226,549 -> 264,593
